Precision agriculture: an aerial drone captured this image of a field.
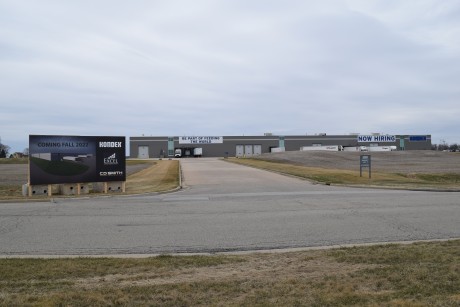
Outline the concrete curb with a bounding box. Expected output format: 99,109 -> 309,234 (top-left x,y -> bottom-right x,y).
1,238 -> 458,259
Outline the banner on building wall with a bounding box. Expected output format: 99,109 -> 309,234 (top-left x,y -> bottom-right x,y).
357,135 -> 396,143
179,136 -> 223,144
409,136 -> 428,142
29,135 -> 126,185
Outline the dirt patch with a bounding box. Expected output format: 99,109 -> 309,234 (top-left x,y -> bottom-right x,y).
257,150 -> 460,174
73,251 -> 375,289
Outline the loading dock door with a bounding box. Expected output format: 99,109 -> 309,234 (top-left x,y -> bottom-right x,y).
236,145 -> 260,157
244,145 -> 253,157
236,145 -> 244,157
138,146 -> 149,159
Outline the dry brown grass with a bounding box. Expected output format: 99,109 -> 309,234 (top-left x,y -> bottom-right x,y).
228,158 -> 460,190
0,157 -> 28,164
126,160 -> 179,194
0,240 -> 458,306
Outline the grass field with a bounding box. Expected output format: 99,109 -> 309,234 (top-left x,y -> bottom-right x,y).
126,159 -> 179,194
228,158 -> 460,190
0,157 -> 28,164
0,240 -> 458,306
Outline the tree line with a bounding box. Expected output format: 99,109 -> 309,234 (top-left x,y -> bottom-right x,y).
0,142 -> 10,158
431,143 -> 459,152
0,141 -> 28,158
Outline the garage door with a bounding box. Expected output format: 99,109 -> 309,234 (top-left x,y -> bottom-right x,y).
244,145 -> 253,157
253,145 -> 262,156
138,146 -> 149,159
236,145 -> 244,157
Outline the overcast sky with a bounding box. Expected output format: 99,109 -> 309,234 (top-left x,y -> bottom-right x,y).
1,0 -> 459,153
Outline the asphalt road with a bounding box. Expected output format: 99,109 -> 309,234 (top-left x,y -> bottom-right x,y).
0,158 -> 459,256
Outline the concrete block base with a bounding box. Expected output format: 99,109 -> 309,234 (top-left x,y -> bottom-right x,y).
93,182 -> 125,193
59,184 -> 90,195
22,184 -> 50,197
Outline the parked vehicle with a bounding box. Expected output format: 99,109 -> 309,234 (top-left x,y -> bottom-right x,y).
270,147 -> 285,153
174,149 -> 182,158
193,148 -> 203,157
368,146 -> 393,152
343,146 -> 367,152
300,145 -> 343,151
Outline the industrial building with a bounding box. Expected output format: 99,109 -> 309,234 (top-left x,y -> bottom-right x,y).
130,134 -> 431,158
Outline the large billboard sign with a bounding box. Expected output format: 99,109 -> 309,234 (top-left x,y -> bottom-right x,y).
29,135 -> 126,185
179,136 -> 223,144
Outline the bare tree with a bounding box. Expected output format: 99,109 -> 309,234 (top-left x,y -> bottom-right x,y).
0,143 -> 10,158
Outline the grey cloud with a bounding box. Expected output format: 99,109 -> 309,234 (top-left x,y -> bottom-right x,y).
1,1 -> 459,152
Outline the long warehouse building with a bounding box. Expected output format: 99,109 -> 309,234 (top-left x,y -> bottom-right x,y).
130,134 -> 431,158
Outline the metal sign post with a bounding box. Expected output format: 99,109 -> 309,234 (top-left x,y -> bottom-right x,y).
360,155 -> 371,178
